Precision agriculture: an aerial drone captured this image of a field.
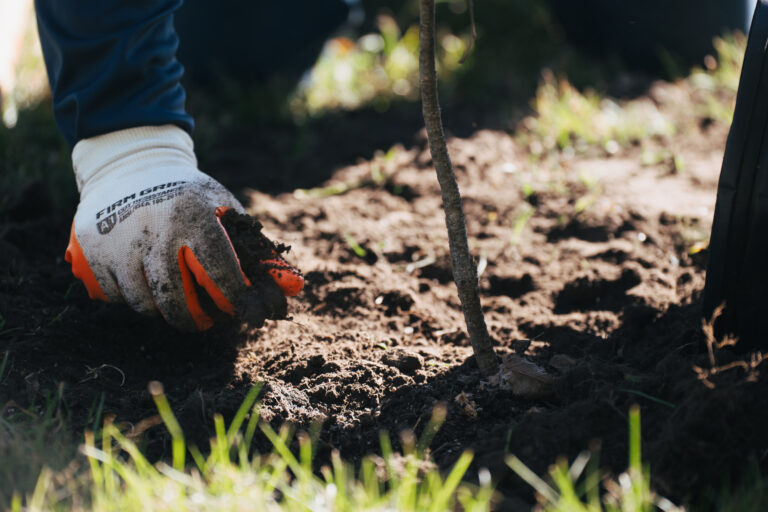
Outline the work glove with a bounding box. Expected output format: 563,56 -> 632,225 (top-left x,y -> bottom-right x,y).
65,125 -> 302,331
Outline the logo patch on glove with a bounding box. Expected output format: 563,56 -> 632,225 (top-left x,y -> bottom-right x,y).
97,213 -> 118,234
94,181 -> 187,235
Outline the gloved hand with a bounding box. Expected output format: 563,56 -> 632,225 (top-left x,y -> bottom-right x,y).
65,125 -> 300,331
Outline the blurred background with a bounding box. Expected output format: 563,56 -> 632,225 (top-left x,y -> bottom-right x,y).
0,0 -> 756,214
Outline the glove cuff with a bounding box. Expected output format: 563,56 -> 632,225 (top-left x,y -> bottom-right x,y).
72,125 -> 197,195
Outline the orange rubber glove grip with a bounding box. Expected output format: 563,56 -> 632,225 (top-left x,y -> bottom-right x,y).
261,258 -> 304,297
65,223 -> 108,302
178,246 -> 236,330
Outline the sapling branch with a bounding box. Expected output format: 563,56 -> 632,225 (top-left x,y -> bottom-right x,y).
419,0 -> 499,376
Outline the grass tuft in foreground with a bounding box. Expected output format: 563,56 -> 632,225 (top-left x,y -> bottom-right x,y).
0,381 -> 79,509
507,405 -> 683,512
13,383 -> 494,511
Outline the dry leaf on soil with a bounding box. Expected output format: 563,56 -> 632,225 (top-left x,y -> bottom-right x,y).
498,354 -> 553,399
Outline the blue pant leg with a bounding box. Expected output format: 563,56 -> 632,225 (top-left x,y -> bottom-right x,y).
35,0 -> 194,148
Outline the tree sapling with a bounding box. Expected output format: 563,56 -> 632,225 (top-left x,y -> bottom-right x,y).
418,0 -> 499,376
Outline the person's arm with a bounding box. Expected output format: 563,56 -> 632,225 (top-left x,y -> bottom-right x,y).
35,0 -> 192,147
35,1 -> 302,330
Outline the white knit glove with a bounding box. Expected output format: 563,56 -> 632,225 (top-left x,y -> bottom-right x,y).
64,125 -> 293,331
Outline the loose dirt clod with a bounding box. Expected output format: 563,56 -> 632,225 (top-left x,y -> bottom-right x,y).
381,348 -> 424,374
219,209 -> 300,326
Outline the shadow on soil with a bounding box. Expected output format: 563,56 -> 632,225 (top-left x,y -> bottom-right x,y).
197,100 -> 507,200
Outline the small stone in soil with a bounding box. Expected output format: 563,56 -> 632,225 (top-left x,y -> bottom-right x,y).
381,348 -> 424,374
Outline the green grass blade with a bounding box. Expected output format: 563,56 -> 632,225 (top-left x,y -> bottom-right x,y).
90,393 -> 105,433
629,405 -> 641,472
82,431 -> 103,489
260,422 -> 303,477
360,457 -> 381,504
331,449 -> 349,511
109,425 -> 158,477
226,384 -> 262,443
101,419 -> 116,496
148,381 -> 185,471
417,403 -> 447,456
244,403 -> 261,450
550,460 -> 585,510
343,231 -> 368,258
28,467 -> 52,511
263,456 -> 289,495
188,444 -> 208,475
584,447 -> 601,511
299,431 -> 313,474
506,454 -> 560,504
10,493 -> 21,512
378,430 -> 400,495
429,450 -> 474,512
213,413 -> 229,466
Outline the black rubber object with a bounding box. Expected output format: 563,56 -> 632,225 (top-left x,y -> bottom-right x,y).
704,0 -> 768,348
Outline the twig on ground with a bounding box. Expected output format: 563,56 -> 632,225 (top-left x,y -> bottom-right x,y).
696,304 -> 767,388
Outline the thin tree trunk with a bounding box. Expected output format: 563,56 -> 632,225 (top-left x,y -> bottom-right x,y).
418,0 -> 499,376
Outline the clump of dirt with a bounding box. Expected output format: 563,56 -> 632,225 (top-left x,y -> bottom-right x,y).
219,209 -> 302,326
220,209 -> 293,273
1,100 -> 766,508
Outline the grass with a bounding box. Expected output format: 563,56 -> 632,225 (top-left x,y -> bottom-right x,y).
7,379 -> 768,511
510,204 -> 535,245
688,32 -> 746,124
0,382 -> 80,508
521,70 -> 675,155
343,231 -> 369,259
507,405 -> 768,511
706,464 -> 768,512
519,31 -> 745,159
285,13 -> 746,168
292,147 -> 399,199
8,383 -> 494,511
289,0 -> 608,119
506,405 -> 683,512
290,13 -> 467,118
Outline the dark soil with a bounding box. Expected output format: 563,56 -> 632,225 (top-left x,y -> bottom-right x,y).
2,97 -> 767,509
